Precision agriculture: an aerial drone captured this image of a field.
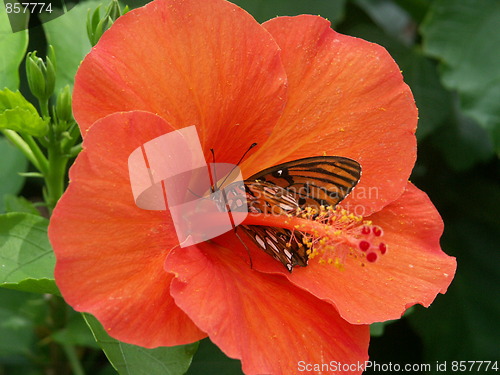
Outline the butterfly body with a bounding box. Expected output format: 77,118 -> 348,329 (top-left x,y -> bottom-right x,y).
224,156 -> 362,272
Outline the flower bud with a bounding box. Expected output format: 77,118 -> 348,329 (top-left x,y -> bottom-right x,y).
55,85 -> 73,124
87,0 -> 129,46
25,46 -> 56,102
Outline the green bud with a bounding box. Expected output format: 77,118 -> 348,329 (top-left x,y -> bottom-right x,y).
47,45 -> 56,74
87,0 -> 129,46
55,85 -> 73,124
25,47 -> 56,101
106,0 -> 121,20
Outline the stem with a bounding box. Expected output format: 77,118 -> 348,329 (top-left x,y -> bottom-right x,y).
45,144 -> 69,212
1,129 -> 42,171
61,122 -> 81,153
61,344 -> 86,375
68,143 -> 82,157
39,98 -> 50,118
41,100 -> 71,212
22,134 -> 49,174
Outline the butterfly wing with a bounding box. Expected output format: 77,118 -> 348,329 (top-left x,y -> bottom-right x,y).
247,156 -> 361,209
239,225 -> 308,272
241,156 -> 361,272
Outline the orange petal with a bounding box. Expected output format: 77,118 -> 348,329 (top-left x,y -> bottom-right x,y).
166,240 -> 369,375
49,111 -> 205,347
73,0 -> 287,165
274,182 -> 456,324
251,15 -> 417,214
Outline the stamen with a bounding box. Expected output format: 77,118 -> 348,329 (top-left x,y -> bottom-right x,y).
242,205 -> 387,269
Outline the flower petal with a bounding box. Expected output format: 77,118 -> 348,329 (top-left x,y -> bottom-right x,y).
49,111 -> 205,347
73,0 -> 287,165
268,182 -> 456,324
252,15 -> 417,213
166,239 -> 369,375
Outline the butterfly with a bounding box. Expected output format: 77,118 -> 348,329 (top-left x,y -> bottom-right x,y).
222,156 -> 362,272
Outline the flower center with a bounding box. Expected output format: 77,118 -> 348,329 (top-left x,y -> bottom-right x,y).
242,205 -> 387,269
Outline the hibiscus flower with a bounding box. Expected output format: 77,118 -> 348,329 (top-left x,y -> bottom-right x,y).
48,0 -> 456,374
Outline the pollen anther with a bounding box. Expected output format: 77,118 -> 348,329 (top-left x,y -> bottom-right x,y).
295,205 -> 387,268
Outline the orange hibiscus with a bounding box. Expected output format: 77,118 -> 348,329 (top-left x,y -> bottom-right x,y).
48,0 -> 456,374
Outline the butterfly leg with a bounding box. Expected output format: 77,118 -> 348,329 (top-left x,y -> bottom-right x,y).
234,228 -> 253,269
221,188 -> 254,270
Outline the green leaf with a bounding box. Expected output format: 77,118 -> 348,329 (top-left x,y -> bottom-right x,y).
421,0 -> 500,152
0,138 -> 28,213
409,217 -> 500,362
0,5 -> 28,90
409,156 -> 500,366
0,213 -> 58,295
84,313 -> 199,375
397,48 -> 452,140
3,194 -> 41,216
232,0 -> 347,25
52,311 -> 100,349
1,278 -> 59,295
43,1 -> 100,91
369,306 -> 415,337
369,322 -> 387,337
186,338 -> 243,375
0,288 -> 47,357
354,0 -> 413,44
0,89 -> 49,136
433,99 -> 495,171
394,0 -> 432,24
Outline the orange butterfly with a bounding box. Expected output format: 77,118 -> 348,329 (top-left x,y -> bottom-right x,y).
225,156 -> 361,272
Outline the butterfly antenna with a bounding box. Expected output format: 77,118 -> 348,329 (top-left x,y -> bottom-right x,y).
217,143 -> 258,189
236,142 -> 258,166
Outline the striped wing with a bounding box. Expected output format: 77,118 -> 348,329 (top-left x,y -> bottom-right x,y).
240,225 -> 308,272
247,156 -> 361,210
240,156 -> 361,272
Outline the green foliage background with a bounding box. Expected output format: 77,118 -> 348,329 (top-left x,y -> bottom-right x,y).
0,0 -> 498,374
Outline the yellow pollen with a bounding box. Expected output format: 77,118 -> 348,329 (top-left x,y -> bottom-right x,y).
241,204 -> 387,270
288,205 -> 388,269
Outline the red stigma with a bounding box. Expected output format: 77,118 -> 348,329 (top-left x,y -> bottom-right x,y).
379,242 -> 387,254
372,226 -> 383,237
359,240 -> 370,252
366,252 -> 378,262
